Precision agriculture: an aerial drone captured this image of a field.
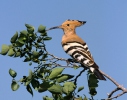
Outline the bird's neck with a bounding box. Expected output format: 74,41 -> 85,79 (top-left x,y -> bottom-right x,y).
63,29 -> 76,36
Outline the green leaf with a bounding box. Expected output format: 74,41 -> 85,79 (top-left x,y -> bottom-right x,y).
49,68 -> 64,80
18,36 -> 26,44
73,65 -> 80,69
56,74 -> 74,83
78,86 -> 84,92
15,41 -> 24,47
9,69 -> 17,78
25,24 -> 34,33
32,51 -> 39,57
25,24 -> 33,28
20,30 -> 28,36
48,84 -> 62,94
26,85 -> 33,96
25,80 -> 31,86
31,79 -> 39,91
11,81 -> 20,91
31,34 -> 36,40
89,88 -> 97,96
32,58 -> 39,63
74,97 -> 82,100
0,44 -> 9,55
52,94 -> 64,100
37,67 -> 45,76
43,96 -> 53,100
24,57 -> 31,62
28,70 -> 33,80
10,32 -> 18,43
14,51 -> 21,57
88,74 -> 98,87
8,48 -> 15,56
38,81 -> 50,92
62,82 -> 76,95
37,38 -> 43,43
9,45 -> 13,49
38,25 -> 46,33
43,37 -> 52,41
25,70 -> 33,86
88,72 -> 99,96
41,32 -> 47,36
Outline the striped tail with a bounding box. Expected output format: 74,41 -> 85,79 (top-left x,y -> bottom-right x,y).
90,64 -> 106,80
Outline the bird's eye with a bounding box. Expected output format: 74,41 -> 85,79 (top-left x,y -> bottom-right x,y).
67,24 -> 70,26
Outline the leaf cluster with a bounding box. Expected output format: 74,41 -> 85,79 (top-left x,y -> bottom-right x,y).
0,24 -> 51,65
0,24 -> 100,100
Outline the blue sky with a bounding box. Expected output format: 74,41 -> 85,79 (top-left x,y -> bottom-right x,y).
0,0 -> 127,100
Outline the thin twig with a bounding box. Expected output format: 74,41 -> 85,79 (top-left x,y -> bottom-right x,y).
48,53 -> 67,61
71,68 -> 86,85
108,91 -> 126,99
107,88 -> 120,98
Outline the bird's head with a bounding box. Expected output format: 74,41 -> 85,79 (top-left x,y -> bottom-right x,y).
47,19 -> 86,32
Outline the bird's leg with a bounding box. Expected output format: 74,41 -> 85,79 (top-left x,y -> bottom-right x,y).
66,58 -> 80,67
67,58 -> 88,70
67,58 -> 79,63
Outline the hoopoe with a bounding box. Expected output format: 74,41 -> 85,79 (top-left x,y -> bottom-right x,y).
47,19 -> 106,80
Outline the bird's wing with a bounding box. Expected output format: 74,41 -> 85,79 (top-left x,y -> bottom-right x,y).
73,48 -> 96,67
63,42 -> 98,69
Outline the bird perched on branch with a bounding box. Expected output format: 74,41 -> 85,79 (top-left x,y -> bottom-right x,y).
47,19 -> 106,80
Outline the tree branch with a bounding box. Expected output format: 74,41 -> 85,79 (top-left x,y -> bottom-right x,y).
99,70 -> 127,99
46,52 -> 127,99
45,51 -> 127,99
43,42 -> 127,99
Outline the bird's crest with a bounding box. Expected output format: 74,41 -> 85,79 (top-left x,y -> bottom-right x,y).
62,19 -> 86,27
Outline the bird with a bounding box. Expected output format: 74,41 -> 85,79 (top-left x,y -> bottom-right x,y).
47,19 -> 106,80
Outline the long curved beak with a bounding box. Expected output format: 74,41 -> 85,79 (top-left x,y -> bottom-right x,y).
46,26 -> 60,31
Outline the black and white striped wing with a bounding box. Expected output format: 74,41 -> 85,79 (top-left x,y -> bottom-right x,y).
63,42 -> 106,80
63,42 -> 94,67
